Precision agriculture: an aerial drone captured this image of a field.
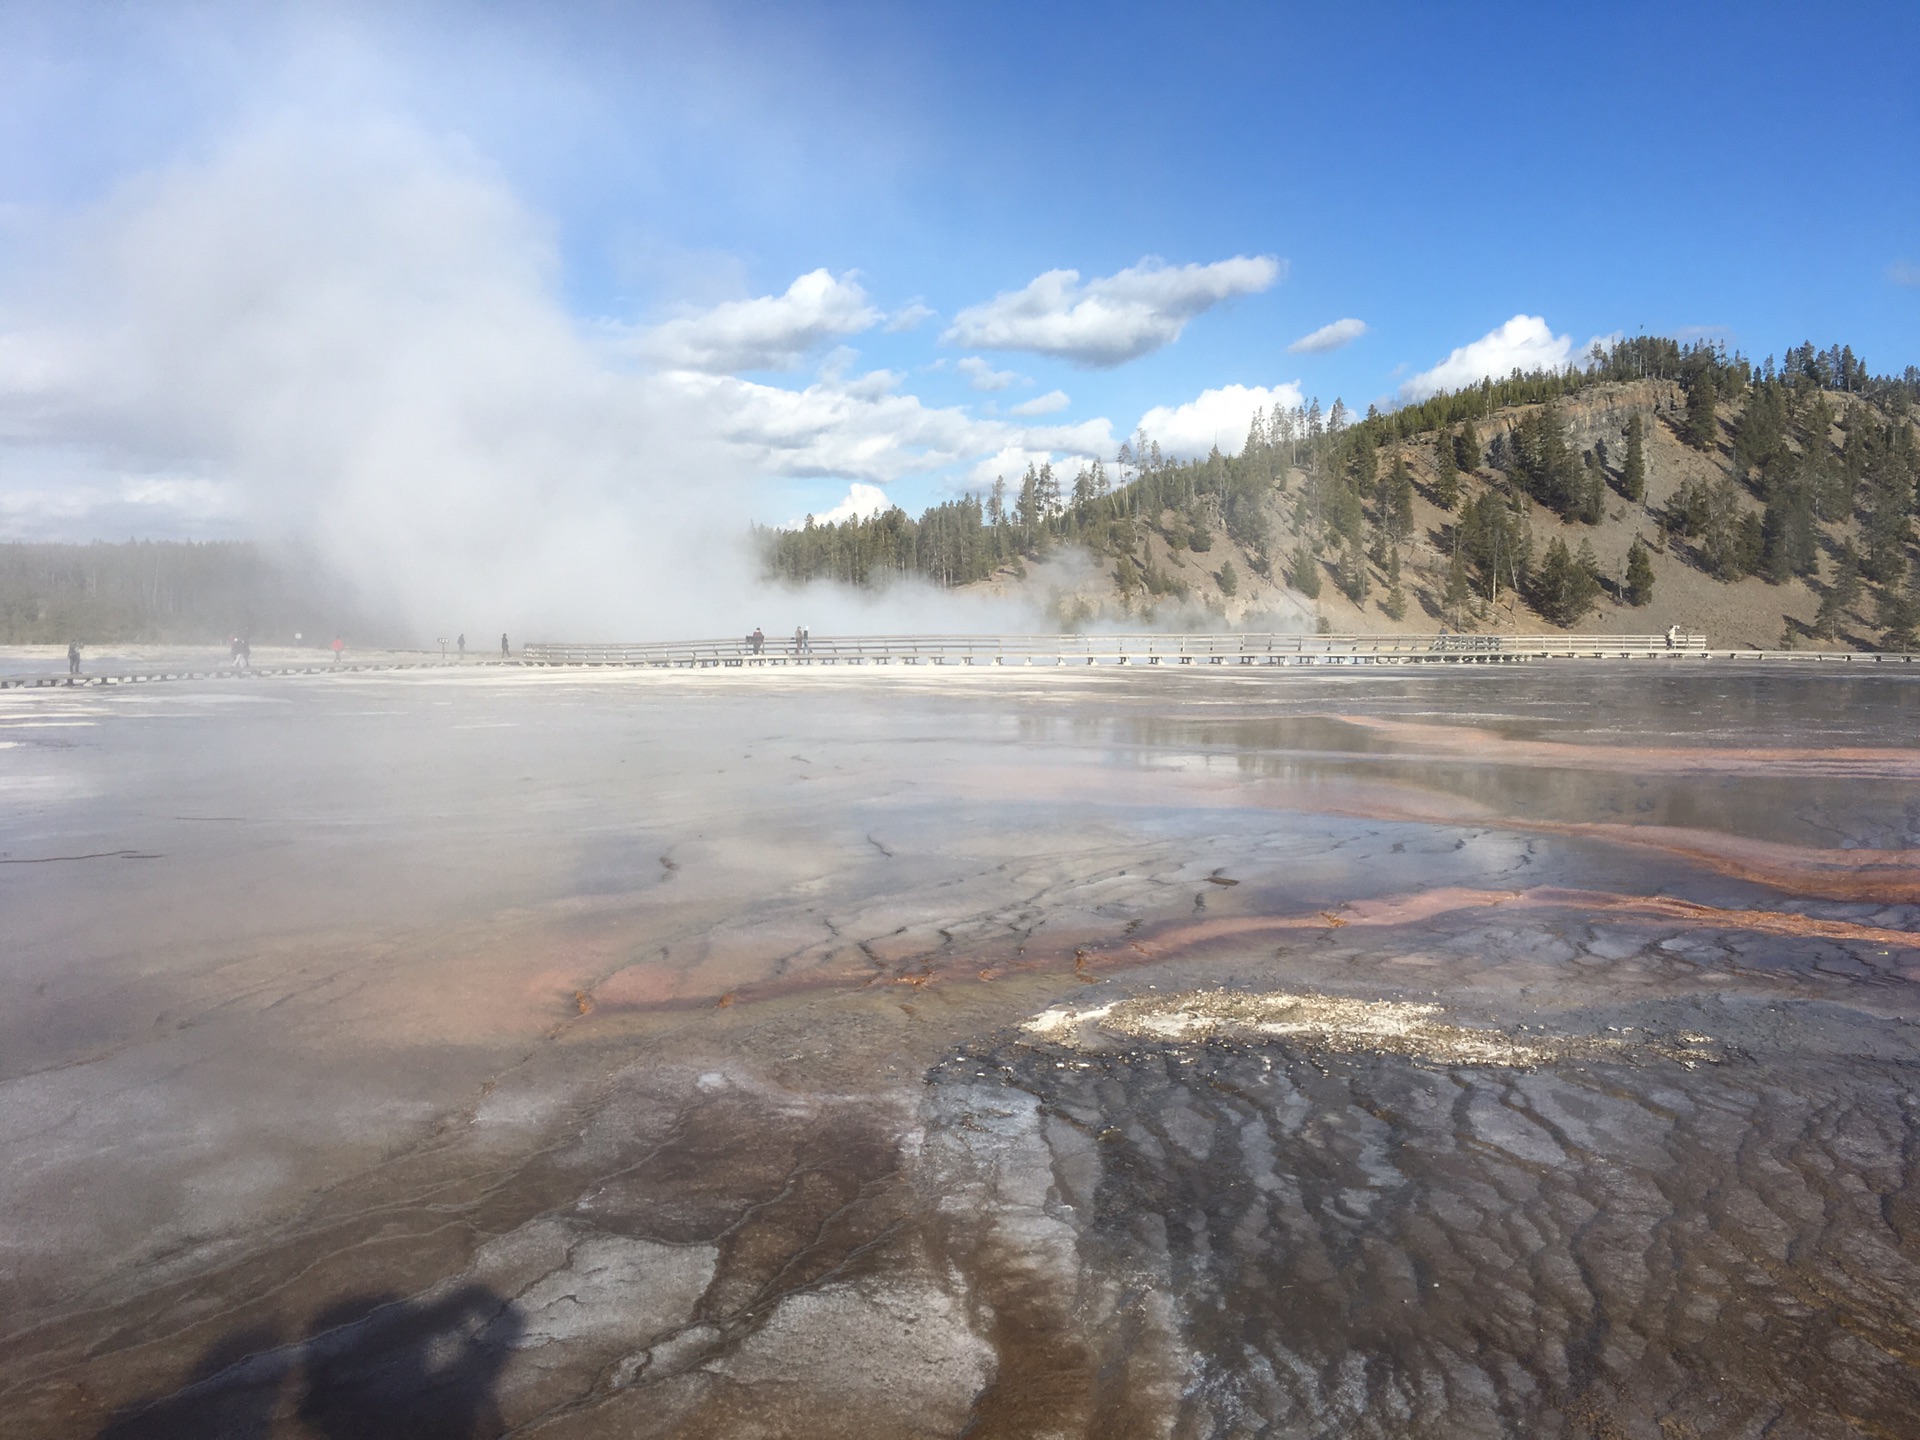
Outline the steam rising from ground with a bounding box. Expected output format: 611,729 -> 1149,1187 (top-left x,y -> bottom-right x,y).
0,116 -> 1078,641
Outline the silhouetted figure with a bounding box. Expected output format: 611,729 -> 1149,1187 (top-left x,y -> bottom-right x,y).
94,1286 -> 523,1440
500,632 -> 509,658
299,1286 -> 522,1440
457,633 -> 466,660
794,625 -> 803,654
96,1323 -> 289,1440
750,626 -> 765,655
68,642 -> 80,676
239,637 -> 251,667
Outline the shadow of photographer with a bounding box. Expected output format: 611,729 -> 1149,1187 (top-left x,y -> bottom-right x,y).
97,1284 -> 524,1440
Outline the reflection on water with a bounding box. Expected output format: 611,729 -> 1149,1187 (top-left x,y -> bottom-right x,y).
2,665 -> 1918,1437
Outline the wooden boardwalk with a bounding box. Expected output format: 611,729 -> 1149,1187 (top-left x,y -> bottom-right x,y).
11,634 -> 1920,689
0,658 -> 508,690
521,631 -> 1754,669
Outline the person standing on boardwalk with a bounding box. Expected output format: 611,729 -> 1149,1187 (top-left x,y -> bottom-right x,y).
331,636 -> 344,664
67,643 -> 80,676
500,632 -> 509,659
457,633 -> 466,660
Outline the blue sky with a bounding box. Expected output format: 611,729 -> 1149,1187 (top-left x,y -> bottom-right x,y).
0,0 -> 1915,546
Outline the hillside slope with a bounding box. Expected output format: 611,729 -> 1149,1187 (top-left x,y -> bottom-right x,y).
952,376 -> 1919,650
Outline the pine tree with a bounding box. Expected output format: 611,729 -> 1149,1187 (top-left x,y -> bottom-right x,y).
1876,583 -> 1917,651
1579,452 -> 1606,524
1534,536 -> 1600,626
1289,541 -> 1322,598
1385,455 -> 1415,541
1624,539 -> 1655,606
1622,415 -> 1647,503
1340,538 -> 1370,603
1443,542 -> 1473,626
1813,543 -> 1861,641
1433,431 -> 1460,510
1381,546 -> 1407,620
1350,432 -> 1379,498
1685,371 -> 1718,451
1455,419 -> 1481,473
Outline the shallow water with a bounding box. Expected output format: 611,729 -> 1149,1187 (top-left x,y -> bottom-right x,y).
1,664 -> 1917,1437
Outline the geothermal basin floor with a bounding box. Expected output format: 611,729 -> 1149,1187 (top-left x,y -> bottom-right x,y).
2,663 -> 1919,1439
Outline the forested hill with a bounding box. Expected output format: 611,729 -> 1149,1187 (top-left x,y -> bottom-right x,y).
0,540 -> 393,645
759,339 -> 1920,650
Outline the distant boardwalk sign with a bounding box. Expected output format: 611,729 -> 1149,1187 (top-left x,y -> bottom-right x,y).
517,632 -> 1726,669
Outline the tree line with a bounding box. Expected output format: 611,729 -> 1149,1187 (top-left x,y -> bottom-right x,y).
759,335 -> 1920,641
0,540 -> 388,645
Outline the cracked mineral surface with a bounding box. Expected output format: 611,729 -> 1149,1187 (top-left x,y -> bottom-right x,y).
2,662 -> 1919,1438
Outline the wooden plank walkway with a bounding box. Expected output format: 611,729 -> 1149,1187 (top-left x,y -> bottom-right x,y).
9,635 -> 1919,688
0,659 -> 509,690
521,631 -> 1755,668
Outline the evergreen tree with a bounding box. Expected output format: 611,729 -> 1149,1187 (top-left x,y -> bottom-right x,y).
1876,582 -> 1917,651
1455,419 -> 1481,473
1350,432 -> 1379,498
1758,493 -> 1818,583
1812,544 -> 1861,640
1685,370 -> 1719,450
1338,537 -> 1370,603
1381,547 -> 1407,620
1624,538 -> 1655,606
1510,400 -> 1581,517
1384,455 -> 1415,542
1578,451 -> 1606,524
1433,430 -> 1460,509
1215,559 -> 1238,597
1622,414 -> 1647,502
1533,536 -> 1601,626
1443,543 -> 1473,626
1289,541 -> 1322,598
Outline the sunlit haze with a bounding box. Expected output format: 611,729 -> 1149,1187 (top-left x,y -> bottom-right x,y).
1,1 -> 1914,635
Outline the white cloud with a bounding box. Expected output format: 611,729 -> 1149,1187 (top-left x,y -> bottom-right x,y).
1888,261 -> 1920,287
632,268 -> 881,373
1009,390 -> 1069,416
1287,317 -> 1367,354
796,482 -> 890,527
956,356 -> 1018,391
663,364 -> 1117,495
884,301 -> 936,331
1135,383 -> 1304,461
961,443 -> 1099,494
0,117 -> 888,637
1398,315 -> 1575,402
943,255 -> 1283,367
666,368 -> 1011,483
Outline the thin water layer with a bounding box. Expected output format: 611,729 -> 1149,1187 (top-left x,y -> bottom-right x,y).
1,664 -> 1917,1437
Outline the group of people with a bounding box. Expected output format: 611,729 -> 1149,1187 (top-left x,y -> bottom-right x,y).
742,626 -> 811,656
443,633 -> 513,660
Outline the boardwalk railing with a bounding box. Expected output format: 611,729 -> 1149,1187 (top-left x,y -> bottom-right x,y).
518,632 -> 1716,668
